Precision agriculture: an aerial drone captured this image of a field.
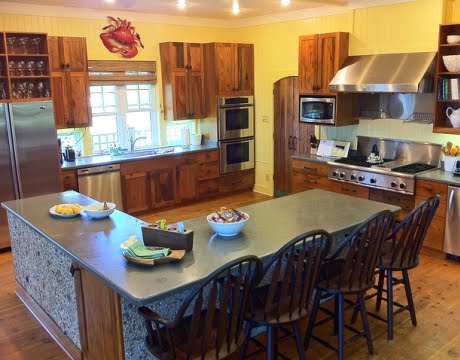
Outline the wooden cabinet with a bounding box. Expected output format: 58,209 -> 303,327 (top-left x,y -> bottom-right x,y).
159,42 -> 205,120
60,169 -> 78,191
219,169 -> 255,193
273,76 -> 315,195
48,36 -> 91,129
416,179 -> 448,253
0,32 -> 52,103
150,167 -> 177,209
369,188 -> 415,221
433,23 -> 460,134
120,150 -> 221,214
204,42 -> 254,115
290,158 -> 369,199
121,171 -> 150,213
298,32 -> 348,95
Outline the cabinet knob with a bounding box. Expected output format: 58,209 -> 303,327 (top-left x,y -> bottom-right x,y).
65,63 -> 70,69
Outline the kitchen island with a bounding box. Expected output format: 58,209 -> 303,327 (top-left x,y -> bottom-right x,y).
2,190 -> 400,360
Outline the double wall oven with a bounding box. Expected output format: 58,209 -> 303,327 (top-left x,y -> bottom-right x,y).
218,96 -> 255,174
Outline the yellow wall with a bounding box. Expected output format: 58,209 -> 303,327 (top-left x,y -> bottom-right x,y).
0,0 -> 455,196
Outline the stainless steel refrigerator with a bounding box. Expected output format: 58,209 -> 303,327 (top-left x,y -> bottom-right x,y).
0,101 -> 61,249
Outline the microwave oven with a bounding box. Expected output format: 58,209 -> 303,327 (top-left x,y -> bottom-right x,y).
299,96 -> 335,125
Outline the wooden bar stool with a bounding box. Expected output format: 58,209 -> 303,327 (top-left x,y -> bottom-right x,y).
138,255 -> 263,359
304,210 -> 394,360
241,229 -> 332,360
356,195 -> 441,340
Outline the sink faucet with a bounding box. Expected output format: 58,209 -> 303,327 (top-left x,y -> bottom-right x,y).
130,136 -> 147,152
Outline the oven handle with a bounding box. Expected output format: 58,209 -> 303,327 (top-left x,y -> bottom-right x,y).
288,136 -> 292,150
293,136 -> 297,150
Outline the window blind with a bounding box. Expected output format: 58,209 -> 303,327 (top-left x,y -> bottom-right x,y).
88,60 -> 156,85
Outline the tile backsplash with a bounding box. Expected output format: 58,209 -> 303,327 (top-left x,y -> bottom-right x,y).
320,118 -> 460,150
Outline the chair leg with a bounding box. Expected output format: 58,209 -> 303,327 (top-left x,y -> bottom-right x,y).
334,295 -> 339,336
387,269 -> 394,341
358,293 -> 374,355
337,293 -> 345,360
239,321 -> 253,360
304,290 -> 321,349
402,269 -> 417,326
292,321 -> 306,360
375,269 -> 385,311
267,327 -> 276,360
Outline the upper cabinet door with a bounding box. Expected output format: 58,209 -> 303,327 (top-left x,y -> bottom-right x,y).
160,42 -> 205,120
215,43 -> 235,95
235,43 -> 254,95
60,37 -> 87,72
316,33 -> 348,94
298,35 -> 318,93
298,32 -> 348,95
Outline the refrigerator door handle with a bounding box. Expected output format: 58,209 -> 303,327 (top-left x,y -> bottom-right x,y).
5,105 -> 20,199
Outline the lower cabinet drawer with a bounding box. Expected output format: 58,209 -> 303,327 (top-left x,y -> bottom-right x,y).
198,161 -> 219,180
219,170 -> 255,193
291,171 -> 323,192
326,181 -> 370,199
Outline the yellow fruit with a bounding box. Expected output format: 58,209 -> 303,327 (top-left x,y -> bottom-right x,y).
451,145 -> 459,156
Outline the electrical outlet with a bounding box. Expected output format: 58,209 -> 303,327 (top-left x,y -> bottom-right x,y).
262,115 -> 269,123
265,173 -> 270,181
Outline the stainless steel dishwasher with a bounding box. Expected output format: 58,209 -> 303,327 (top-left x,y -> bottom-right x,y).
444,185 -> 460,256
77,164 -> 124,210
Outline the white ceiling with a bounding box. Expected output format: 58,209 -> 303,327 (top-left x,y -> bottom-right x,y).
3,0 -> 349,20
0,0 -> 415,27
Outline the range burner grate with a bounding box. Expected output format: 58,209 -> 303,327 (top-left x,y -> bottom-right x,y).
334,156 -> 391,168
391,163 -> 437,174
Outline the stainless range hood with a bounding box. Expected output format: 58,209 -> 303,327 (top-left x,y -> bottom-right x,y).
329,52 -> 437,93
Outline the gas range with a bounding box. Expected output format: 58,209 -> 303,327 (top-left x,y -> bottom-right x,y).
327,157 -> 438,194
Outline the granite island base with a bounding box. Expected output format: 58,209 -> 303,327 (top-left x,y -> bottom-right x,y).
2,190 -> 400,360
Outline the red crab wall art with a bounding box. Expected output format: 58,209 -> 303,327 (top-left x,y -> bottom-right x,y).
100,16 -> 144,58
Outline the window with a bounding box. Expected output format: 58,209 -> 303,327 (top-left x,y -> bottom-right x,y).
89,84 -> 160,154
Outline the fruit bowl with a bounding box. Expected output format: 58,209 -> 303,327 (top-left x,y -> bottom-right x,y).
447,35 -> 460,44
207,212 -> 249,237
84,202 -> 116,219
443,55 -> 460,72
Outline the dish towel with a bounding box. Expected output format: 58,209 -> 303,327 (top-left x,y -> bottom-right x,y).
125,240 -> 169,259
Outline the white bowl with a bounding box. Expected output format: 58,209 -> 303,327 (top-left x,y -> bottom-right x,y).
447,35 -> 460,44
443,55 -> 460,72
207,212 -> 249,237
84,202 -> 116,219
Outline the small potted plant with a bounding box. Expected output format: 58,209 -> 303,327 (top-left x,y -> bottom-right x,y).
441,141 -> 460,171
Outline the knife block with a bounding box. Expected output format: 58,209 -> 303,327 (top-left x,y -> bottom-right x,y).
141,224 -> 194,251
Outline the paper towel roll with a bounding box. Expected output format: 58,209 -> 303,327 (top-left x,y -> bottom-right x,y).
181,128 -> 190,146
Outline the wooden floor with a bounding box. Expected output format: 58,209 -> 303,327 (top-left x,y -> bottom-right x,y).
1,190 -> 460,360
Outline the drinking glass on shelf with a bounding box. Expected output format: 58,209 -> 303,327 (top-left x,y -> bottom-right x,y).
31,37 -> 41,54
26,60 -> 35,76
6,37 -> 16,54
17,37 -> 28,54
0,82 -> 7,99
16,61 -> 25,76
8,61 -> 16,76
36,60 -> 45,76
25,82 -> 35,98
37,81 -> 45,97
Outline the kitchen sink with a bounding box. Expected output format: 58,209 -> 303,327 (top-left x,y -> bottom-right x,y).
114,147 -> 176,159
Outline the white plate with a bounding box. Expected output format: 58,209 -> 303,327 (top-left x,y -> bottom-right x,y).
49,205 -> 82,218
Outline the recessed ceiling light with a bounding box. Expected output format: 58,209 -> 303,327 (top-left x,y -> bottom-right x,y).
105,0 -> 115,3
281,0 -> 291,6
232,1 -> 240,15
177,0 -> 186,9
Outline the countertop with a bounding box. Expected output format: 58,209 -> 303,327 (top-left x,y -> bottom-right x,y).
1,190 -> 400,305
292,154 -> 332,164
61,143 -> 219,170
